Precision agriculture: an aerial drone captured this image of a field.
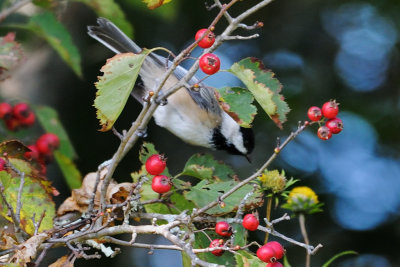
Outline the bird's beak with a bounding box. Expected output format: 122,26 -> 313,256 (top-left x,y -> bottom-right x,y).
245,154 -> 252,163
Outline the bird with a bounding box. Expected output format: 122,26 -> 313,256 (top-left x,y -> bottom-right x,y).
88,18 -> 254,159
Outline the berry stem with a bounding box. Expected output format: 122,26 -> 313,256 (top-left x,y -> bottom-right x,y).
263,196 -> 272,244
299,213 -> 311,267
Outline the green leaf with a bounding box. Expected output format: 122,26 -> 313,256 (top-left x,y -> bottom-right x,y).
235,250 -> 265,267
34,105 -> 76,159
181,154 -> 235,181
232,221 -> 246,247
54,151 -> 81,189
0,33 -> 23,81
75,0 -> 134,38
142,0 -> 172,10
27,12 -> 82,76
184,180 -> 263,215
216,87 -> 256,128
0,171 -> 56,235
181,252 -> 191,267
322,250 -> 358,267
94,52 -> 149,131
229,57 -> 290,129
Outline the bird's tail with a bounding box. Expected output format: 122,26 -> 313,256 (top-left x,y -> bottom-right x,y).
87,18 -> 141,54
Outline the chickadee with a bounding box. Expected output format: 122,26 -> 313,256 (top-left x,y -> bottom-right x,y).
88,18 -> 254,158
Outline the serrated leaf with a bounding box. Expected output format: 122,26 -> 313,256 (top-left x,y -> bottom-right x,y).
94,52 -> 149,131
27,12 -> 82,76
184,180 -> 263,215
0,171 -> 55,235
34,106 -> 76,159
232,221 -> 246,247
75,0 -> 134,38
194,231 -> 235,266
216,87 -> 256,128
54,151 -> 81,189
142,0 -> 172,10
229,57 -> 290,129
181,154 -> 235,181
0,140 -> 29,159
0,32 -> 24,81
235,250 -> 265,267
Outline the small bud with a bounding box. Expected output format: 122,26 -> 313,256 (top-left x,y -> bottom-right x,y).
274,147 -> 280,154
210,26 -> 215,31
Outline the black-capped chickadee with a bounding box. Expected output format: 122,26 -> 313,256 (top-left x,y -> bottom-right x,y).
88,18 -> 254,159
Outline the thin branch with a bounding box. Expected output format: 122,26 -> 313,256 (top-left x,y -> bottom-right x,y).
223,34 -> 260,40
299,213 -> 311,267
16,172 -> 25,227
0,0 -> 32,22
35,243 -> 53,266
102,236 -> 183,251
32,210 -> 46,235
0,182 -> 20,232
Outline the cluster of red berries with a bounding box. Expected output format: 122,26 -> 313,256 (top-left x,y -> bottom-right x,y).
307,100 -> 343,140
208,221 -> 233,256
242,214 -> 285,265
195,28 -> 220,75
145,154 -> 171,194
0,102 -> 35,131
24,133 -> 60,174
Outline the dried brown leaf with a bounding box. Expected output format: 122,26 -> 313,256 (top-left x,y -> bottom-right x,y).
49,255 -> 73,267
9,232 -> 48,264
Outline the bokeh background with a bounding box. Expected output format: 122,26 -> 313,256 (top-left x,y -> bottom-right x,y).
1,0 -> 400,266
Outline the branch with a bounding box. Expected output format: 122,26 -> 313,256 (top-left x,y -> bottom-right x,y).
0,0 -> 32,22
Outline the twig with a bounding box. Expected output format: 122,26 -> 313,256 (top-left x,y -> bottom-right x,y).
16,172 -> 25,227
88,160 -> 111,212
35,243 -> 53,266
223,34 -> 260,40
32,210 -> 46,235
0,0 -> 32,22
101,236 -> 183,251
264,196 -> 273,244
0,182 -> 20,232
299,213 -> 310,267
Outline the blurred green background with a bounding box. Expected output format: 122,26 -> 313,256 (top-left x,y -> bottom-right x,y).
1,0 -> 400,266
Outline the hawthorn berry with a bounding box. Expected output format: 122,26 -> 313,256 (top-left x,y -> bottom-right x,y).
0,103 -> 12,120
145,154 -> 166,175
215,221 -> 232,237
209,239 -> 224,256
12,103 -> 31,121
326,117 -> 343,134
307,106 -> 322,121
0,158 -> 6,171
265,241 -> 285,260
257,245 -> 276,263
317,125 -> 332,140
242,213 -> 259,231
151,175 -> 171,194
321,100 -> 339,119
18,111 -> 35,127
24,145 -> 40,161
266,262 -> 283,267
36,133 -> 60,155
195,28 -> 215,49
199,53 -> 220,75
4,118 -> 20,131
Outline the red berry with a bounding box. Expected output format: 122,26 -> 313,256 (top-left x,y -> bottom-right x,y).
266,262 -> 283,267
195,28 -> 215,49
19,111 -> 35,127
257,245 -> 276,263
12,102 -> 32,120
326,117 -> 343,134
265,241 -> 285,260
0,103 -> 12,120
209,239 -> 224,256
199,53 -> 220,75
36,133 -> 60,156
145,154 -> 166,175
151,175 -> 171,194
24,145 -> 40,161
317,125 -> 332,140
4,118 -> 20,131
242,213 -> 259,231
321,100 -> 339,119
307,106 -> 322,121
215,221 -> 232,237
0,158 -> 7,171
